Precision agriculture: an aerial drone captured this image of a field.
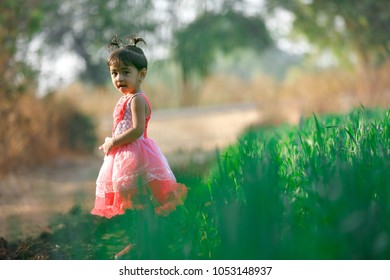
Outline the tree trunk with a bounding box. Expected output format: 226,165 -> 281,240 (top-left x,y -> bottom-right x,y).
180,70 -> 197,107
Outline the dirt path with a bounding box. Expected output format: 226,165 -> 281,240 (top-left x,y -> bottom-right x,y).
0,102 -> 262,240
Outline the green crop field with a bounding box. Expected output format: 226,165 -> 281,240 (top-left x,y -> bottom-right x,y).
2,107 -> 389,260
206,107 -> 390,259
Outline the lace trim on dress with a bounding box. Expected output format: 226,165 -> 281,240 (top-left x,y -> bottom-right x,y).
97,167 -> 177,194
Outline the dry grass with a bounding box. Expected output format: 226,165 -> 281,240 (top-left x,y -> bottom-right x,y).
197,64 -> 389,125
55,84 -> 117,118
0,92 -> 96,176
0,94 -> 56,175
2,61 -> 389,176
198,72 -> 278,106
55,81 -> 182,119
56,61 -> 390,131
276,63 -> 390,123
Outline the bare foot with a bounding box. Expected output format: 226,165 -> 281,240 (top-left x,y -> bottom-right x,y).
114,243 -> 135,260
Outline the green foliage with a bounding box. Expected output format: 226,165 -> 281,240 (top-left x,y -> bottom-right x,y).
2,107 -> 389,260
267,0 -> 390,65
173,10 -> 273,82
0,0 -> 47,98
208,107 -> 390,259
38,0 -> 157,84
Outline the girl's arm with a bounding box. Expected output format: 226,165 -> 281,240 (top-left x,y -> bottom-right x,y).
100,95 -> 148,154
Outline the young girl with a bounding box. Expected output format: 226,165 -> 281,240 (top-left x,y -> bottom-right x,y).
91,35 -> 188,259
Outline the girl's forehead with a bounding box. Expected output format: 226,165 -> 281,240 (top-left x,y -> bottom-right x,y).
109,61 -> 136,70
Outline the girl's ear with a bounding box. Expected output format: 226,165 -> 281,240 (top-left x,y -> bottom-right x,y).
139,68 -> 147,80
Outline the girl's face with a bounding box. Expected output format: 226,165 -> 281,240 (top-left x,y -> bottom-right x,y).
109,61 -> 146,95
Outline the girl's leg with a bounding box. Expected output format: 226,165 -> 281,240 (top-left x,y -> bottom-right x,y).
115,243 -> 135,260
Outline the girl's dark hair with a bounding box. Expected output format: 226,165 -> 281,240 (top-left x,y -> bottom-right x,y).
107,35 -> 148,70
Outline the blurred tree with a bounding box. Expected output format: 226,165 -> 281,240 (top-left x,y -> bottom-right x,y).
38,0 -> 156,85
266,0 -> 390,95
0,0 -> 47,99
173,10 -> 273,105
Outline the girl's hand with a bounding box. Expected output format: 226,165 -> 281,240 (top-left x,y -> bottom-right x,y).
99,137 -> 115,155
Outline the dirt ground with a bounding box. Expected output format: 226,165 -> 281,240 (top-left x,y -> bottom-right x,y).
0,102 -> 261,241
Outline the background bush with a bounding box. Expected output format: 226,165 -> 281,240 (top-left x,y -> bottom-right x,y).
0,94 -> 97,176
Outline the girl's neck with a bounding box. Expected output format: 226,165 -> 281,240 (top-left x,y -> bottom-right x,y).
123,88 -> 143,97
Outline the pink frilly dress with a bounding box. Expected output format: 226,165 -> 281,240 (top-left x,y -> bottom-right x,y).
91,93 -> 187,218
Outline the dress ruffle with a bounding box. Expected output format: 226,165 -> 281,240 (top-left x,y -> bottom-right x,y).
91,180 -> 187,218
